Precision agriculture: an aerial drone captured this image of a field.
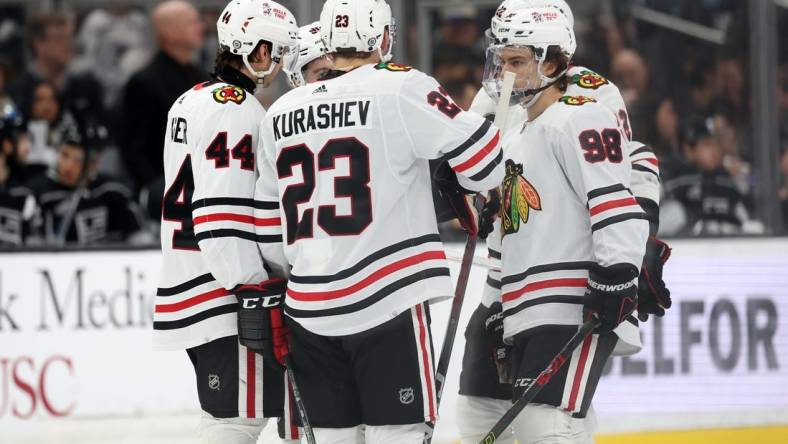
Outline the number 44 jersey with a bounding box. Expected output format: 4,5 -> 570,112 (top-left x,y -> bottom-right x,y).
256,62 -> 504,337
155,80 -> 286,350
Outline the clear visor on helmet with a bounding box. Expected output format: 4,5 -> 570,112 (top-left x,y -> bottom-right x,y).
482,44 -> 543,106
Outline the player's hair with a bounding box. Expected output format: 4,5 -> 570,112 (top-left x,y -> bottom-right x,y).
544,45 -> 570,92
331,49 -> 376,60
28,13 -> 70,55
214,40 -> 273,73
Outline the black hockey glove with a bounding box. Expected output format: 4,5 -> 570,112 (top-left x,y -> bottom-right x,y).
583,264 -> 639,333
484,302 -> 512,384
431,159 -> 498,238
235,278 -> 289,369
637,236 -> 673,322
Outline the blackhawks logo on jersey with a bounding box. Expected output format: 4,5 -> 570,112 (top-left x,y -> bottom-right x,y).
569,70 -> 609,90
374,62 -> 413,72
559,95 -> 597,106
501,159 -> 542,236
212,85 -> 246,104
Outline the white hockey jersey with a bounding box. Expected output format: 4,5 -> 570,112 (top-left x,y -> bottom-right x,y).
255,62 -> 504,336
154,80 -> 280,350
485,96 -> 648,350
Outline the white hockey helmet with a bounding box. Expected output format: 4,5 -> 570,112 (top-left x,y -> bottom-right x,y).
283,22 -> 331,88
320,0 -> 395,62
216,0 -> 299,85
483,1 -> 576,107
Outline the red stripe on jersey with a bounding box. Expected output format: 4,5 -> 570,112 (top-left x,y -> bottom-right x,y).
502,278 -> 587,304
633,158 -> 659,167
154,287 -> 230,313
567,335 -> 593,412
589,197 -> 638,217
287,250 -> 447,302
453,131 -> 500,173
193,213 -> 280,226
416,304 -> 436,422
246,349 -> 256,418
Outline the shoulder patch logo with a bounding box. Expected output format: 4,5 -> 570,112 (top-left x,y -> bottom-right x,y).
501,159 -> 542,236
559,95 -> 597,106
212,85 -> 246,104
569,70 -> 609,90
374,62 -> 413,72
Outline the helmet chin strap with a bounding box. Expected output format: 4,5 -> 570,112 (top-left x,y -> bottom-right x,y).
243,55 -> 279,90
519,61 -> 569,108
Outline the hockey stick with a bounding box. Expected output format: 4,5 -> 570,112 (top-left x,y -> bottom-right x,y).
478,318 -> 601,444
425,71 -> 517,444
283,355 -> 317,444
445,250 -> 499,270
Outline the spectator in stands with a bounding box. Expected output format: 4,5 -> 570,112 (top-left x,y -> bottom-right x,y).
9,13 -> 106,136
117,0 -> 206,221
27,121 -> 151,246
660,116 -> 760,237
72,6 -> 154,108
23,80 -> 79,175
0,101 -> 37,248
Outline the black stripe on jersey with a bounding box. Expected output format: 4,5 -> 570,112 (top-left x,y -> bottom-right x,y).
469,151 -> 504,181
285,267 -> 450,318
591,212 -> 649,232
486,276 -> 502,289
444,120 -> 493,161
630,146 -> 655,157
289,234 -> 442,284
632,164 -> 660,178
586,184 -> 629,201
192,197 -> 279,210
153,303 -> 236,330
195,229 -> 281,243
500,261 -> 594,287
502,295 -> 583,318
157,273 -> 215,297
488,249 -> 501,260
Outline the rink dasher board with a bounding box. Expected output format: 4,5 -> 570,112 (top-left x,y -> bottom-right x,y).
0,238 -> 786,435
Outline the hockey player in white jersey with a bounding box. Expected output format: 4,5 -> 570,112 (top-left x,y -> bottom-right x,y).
283,22 -> 333,88
454,1 -> 650,443
249,0 -> 504,442
456,2 -> 672,441
154,1 -> 300,443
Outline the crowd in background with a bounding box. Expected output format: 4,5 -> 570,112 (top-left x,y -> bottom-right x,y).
0,0 -> 786,249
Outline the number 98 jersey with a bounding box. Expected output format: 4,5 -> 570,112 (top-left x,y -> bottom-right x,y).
489,95 -> 647,350
154,81 -> 282,351
256,62 -> 504,337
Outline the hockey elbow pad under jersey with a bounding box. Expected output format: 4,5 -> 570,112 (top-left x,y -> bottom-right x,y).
235,278 -> 289,369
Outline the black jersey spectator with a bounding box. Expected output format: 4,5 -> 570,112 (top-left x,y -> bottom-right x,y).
660,116 -> 761,236
27,123 -> 151,246
9,13 -> 107,137
0,101 -> 37,247
117,0 -> 206,198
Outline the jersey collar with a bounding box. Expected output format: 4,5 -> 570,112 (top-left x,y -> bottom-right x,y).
213,66 -> 257,94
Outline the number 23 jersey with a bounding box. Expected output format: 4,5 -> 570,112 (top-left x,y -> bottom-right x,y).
257,63 -> 503,336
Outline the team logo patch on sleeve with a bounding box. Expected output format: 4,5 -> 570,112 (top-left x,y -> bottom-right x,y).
211,85 -> 247,104
501,160 -> 542,236
569,70 -> 609,90
559,96 -> 597,106
374,62 -> 413,72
